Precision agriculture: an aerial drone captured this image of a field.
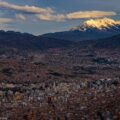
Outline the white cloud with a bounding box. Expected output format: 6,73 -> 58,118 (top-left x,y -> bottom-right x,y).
16,14 -> 26,20
0,1 -> 117,22
0,18 -> 13,30
36,14 -> 66,22
0,18 -> 13,23
0,1 -> 54,14
36,11 -> 116,22
0,14 -> 14,30
66,11 -> 116,19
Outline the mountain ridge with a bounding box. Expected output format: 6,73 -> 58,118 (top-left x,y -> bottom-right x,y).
0,30 -> 74,52
0,18 -> 120,53
42,18 -> 120,42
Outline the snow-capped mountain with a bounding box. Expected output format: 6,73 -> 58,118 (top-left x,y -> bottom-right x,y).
71,18 -> 120,32
42,18 -> 120,42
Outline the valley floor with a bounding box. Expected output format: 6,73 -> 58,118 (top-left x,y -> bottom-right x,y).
0,47 -> 120,120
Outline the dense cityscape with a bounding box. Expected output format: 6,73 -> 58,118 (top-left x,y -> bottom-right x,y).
0,46 -> 120,119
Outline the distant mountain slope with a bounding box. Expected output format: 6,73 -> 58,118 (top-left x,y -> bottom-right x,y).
0,18 -> 120,53
0,30 -> 74,51
76,34 -> 120,49
93,34 -> 120,49
41,18 -> 120,42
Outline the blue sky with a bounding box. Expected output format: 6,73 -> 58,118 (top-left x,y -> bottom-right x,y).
0,0 -> 120,35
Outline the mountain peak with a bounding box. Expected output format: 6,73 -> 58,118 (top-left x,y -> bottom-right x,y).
42,18 -> 120,42
71,18 -> 120,31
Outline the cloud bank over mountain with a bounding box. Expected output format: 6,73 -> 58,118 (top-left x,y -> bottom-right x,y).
66,11 -> 116,20
0,1 -> 117,22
